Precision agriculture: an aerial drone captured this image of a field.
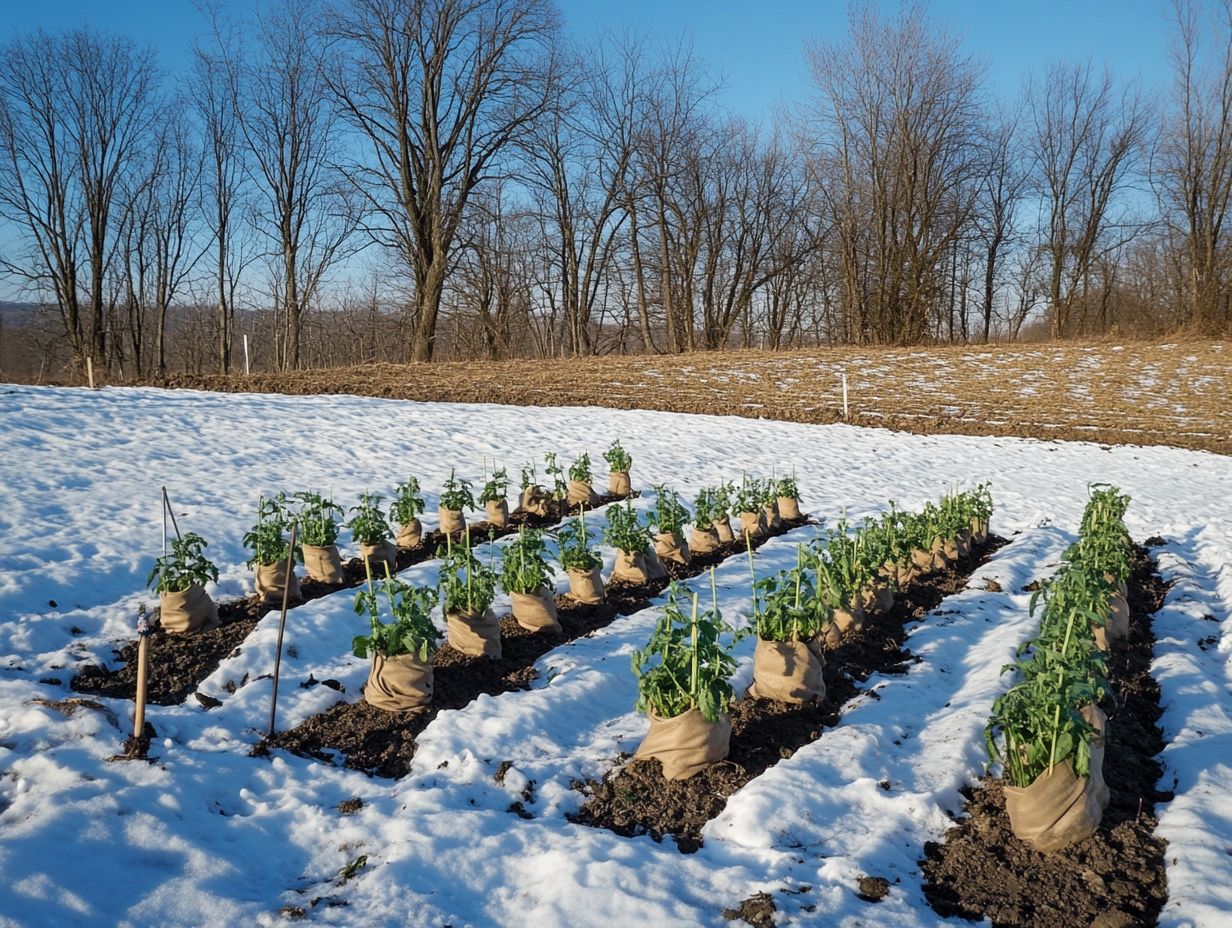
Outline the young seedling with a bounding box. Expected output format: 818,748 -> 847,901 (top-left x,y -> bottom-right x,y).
347,492 -> 393,546
500,527 -> 555,594
440,469 -> 476,512
352,562 -> 441,663
294,492 -> 344,548
243,494 -> 298,567
147,532 -> 219,593
603,440 -> 632,474
389,477 -> 426,525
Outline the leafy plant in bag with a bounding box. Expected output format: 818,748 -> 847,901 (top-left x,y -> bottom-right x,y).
438,532 -> 498,615
352,563 -> 441,662
243,494 -> 298,567
692,487 -> 722,530
603,439 -> 632,474
500,526 -> 556,594
542,452 -> 568,498
347,492 -> 392,546
389,477 -> 426,525
556,515 -> 602,572
294,491 -> 344,547
479,467 -> 510,505
567,452 -> 593,484
147,532 -> 219,593
603,501 -> 652,555
752,546 -> 831,642
440,469 -> 476,511
776,474 -> 801,501
651,485 -> 688,535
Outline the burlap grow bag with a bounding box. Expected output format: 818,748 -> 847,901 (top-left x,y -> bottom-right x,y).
748,637 -> 826,704
439,507 -> 466,536
609,471 -> 632,497
859,583 -> 894,615
360,540 -> 397,576
364,652 -> 432,711
511,589 -> 561,633
763,502 -> 783,531
566,479 -> 600,509
714,514 -> 735,544
635,707 -> 732,780
689,526 -> 721,556
485,499 -> 510,528
826,606 -> 865,646
255,561 -> 302,605
395,519 -> 423,549
1093,592 -> 1130,651
970,517 -> 989,544
567,567 -> 605,604
517,486 -> 551,518
654,531 -> 690,565
955,531 -> 972,559
446,608 -> 501,659
1004,706 -> 1111,853
612,550 -> 653,584
300,544 -> 346,585
777,496 -> 803,521
159,583 -> 219,635
910,547 -> 934,574
738,511 -> 765,540
941,536 -> 960,564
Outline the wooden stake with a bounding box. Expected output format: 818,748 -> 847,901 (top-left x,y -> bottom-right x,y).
86,357 -> 95,389
243,334 -> 250,375
842,371 -> 849,421
267,522 -> 297,738
132,606 -> 151,748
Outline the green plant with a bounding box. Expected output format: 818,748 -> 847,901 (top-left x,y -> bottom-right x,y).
543,453 -> 567,497
348,492 -> 392,546
734,477 -> 763,514
352,564 -> 441,662
500,527 -> 555,594
438,532 -> 498,614
603,440 -> 632,473
519,462 -> 538,490
479,467 -> 510,505
809,518 -> 871,610
713,481 -> 734,519
294,492 -> 344,547
752,546 -> 831,641
651,485 -> 688,535
147,532 -> 219,593
567,452 -> 593,484
603,501 -> 652,555
243,494 -> 298,567
776,474 -> 801,501
556,514 -> 602,572
692,487 -> 722,530
440,469 -> 476,511
389,477 -> 426,524
632,583 -> 736,723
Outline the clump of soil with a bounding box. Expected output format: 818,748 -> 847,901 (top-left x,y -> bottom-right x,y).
336,798 -> 363,815
69,496 -> 627,707
260,518 -> 814,778
568,540 -> 1005,850
919,545 -> 1170,928
723,892 -> 776,927
857,876 -> 890,902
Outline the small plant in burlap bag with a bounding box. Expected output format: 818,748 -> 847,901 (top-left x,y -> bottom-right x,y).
147,532 -> 220,634
352,564 -> 440,711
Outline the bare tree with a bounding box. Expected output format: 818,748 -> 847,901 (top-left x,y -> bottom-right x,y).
325,0 -> 559,362
1156,0 -> 1232,332
975,108 -> 1029,342
1027,61 -> 1148,336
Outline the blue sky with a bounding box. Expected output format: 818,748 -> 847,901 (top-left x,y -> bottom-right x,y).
0,1 -> 1177,116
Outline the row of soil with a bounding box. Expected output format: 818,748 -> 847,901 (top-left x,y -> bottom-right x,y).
919,543 -> 1170,928
569,535 -> 1007,853
259,517 -> 815,778
70,495 -> 627,706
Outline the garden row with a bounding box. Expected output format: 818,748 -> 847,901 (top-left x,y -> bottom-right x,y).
571,486 -> 998,848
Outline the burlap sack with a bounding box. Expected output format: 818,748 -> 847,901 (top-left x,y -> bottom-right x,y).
970,517 -> 989,544
396,519 -> 423,548
714,514 -> 735,544
363,652 -> 432,711
609,471 -> 632,497
910,547 -> 934,574
859,583 -> 894,615
254,561 -> 302,605
1004,706 -> 1111,853
646,548 -> 668,580
689,526 -> 721,556
654,531 -> 690,565
360,539 -> 398,576
635,707 -> 732,780
567,479 -> 600,510
748,637 -> 826,704
485,499 -> 510,528
831,606 -> 865,642
612,550 -> 652,584
1093,592 -> 1131,650
763,501 -> 783,531
159,583 -> 220,635
567,567 -> 605,604
446,608 -> 502,659
777,496 -> 803,521
511,589 -> 562,633
739,511 -> 765,540
928,537 -> 952,571
517,485 -> 551,518
439,507 -> 466,536
302,543 -> 346,584
956,531 -> 972,559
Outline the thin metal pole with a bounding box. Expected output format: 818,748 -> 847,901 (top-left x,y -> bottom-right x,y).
267,522 -> 297,738
162,487 -> 183,543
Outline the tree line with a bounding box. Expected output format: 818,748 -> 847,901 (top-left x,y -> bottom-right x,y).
1,0 -> 1229,379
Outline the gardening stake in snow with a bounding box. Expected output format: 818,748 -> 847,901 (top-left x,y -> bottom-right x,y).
842,370 -> 849,421
243,334 -> 251,375
162,487 -> 183,543
132,605 -> 151,748
86,356 -> 95,389
267,522 -> 298,738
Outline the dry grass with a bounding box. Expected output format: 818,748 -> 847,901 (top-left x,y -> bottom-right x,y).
155,338 -> 1230,455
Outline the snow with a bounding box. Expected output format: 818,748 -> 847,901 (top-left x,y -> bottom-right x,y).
0,384 -> 1230,927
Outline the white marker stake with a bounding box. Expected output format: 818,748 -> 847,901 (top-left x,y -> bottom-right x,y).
243,335 -> 251,375
86,357 -> 95,389
842,371 -> 849,421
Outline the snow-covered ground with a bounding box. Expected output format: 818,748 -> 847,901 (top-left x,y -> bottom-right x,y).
0,384 -> 1229,927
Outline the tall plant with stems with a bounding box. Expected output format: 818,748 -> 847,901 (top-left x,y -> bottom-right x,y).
478,467 -> 510,505
603,501 -> 652,555
651,485 -> 688,536
147,533 -> 219,593
440,469 -> 476,512
751,546 -> 831,642
243,494 -> 298,567
438,532 -> 498,615
389,477 -> 426,525
295,492 -> 344,547
352,563 -> 441,662
557,514 -> 602,573
500,527 -> 555,594
347,492 -> 393,546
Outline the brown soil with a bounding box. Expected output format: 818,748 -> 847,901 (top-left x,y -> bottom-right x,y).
69,496 -> 625,706
568,539 -> 1006,852
146,340 -> 1231,455
258,517 -> 815,778
919,545 -> 1170,928
723,892 -> 777,927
